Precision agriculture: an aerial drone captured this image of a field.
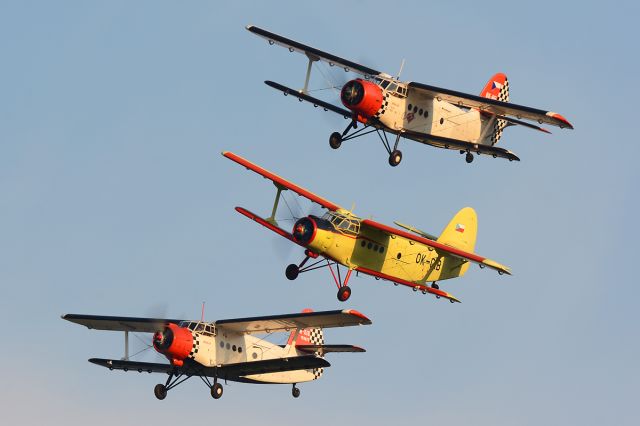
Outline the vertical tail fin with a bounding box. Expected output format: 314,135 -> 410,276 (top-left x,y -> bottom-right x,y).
434,207 -> 478,279
285,309 -> 325,378
479,73 -> 509,146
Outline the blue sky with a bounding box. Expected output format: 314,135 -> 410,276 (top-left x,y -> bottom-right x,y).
1,1 -> 638,425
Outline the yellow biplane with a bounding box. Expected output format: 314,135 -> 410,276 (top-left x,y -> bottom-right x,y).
223,152 -> 511,303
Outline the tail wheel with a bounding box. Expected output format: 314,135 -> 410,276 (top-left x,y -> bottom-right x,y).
337,286 -> 352,302
154,384 -> 167,400
292,386 -> 301,398
388,150 -> 402,167
211,383 -> 223,399
285,264 -> 299,280
329,132 -> 342,149
431,283 -> 439,289
465,152 -> 474,163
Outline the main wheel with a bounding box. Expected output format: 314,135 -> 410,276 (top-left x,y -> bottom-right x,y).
337,286 -> 352,302
211,383 -> 223,399
154,384 -> 167,400
431,283 -> 439,289
465,152 -> 474,163
285,264 -> 299,280
329,132 -> 342,149
388,150 -> 402,167
292,386 -> 301,398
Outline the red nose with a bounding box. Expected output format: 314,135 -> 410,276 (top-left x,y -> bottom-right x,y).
152,323 -> 193,366
340,79 -> 383,120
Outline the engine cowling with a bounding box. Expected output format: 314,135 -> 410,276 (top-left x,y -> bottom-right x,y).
292,217 -> 317,245
340,79 -> 383,120
152,323 -> 193,366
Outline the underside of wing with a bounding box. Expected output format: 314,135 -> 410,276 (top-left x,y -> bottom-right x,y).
402,130 -> 520,161
361,219 -> 512,276
89,356 -> 331,379
265,80 -> 352,118
296,344 -> 366,355
247,25 -> 382,77
234,206 -> 297,243
216,309 -> 371,335
90,358 -> 174,373
63,314 -> 184,333
223,151 -> 342,211
355,265 -> 461,303
408,81 -> 573,129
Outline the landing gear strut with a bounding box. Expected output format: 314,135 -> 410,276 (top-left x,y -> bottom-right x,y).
287,253 -> 355,301
292,384 -> 301,398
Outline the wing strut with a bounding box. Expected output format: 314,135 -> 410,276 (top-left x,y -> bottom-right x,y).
267,183 -> 287,226
302,55 -> 318,94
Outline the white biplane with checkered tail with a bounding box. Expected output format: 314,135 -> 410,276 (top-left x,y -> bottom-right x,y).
247,25 -> 573,166
63,309 -> 370,400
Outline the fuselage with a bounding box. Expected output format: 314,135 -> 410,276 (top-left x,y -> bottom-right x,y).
154,321 -> 320,384
292,211 -> 469,284
341,76 -> 491,145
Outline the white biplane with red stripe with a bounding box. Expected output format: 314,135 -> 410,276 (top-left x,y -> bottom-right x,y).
247,25 -> 573,166
224,151 -> 511,304
63,309 -> 370,400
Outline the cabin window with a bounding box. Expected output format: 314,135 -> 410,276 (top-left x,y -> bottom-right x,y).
238,347 -> 243,353
380,80 -> 390,89
361,240 -> 366,247
220,341 -> 224,348
413,106 -> 418,113
408,103 -> 412,110
419,108 -> 423,116
379,246 -> 384,253
440,118 -> 444,125
397,252 -> 402,259
424,110 -> 429,117
232,345 -> 237,352
367,242 -> 372,249
252,352 -> 258,359
226,343 -> 230,350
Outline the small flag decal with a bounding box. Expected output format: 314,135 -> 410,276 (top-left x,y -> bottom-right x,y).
455,223 -> 465,233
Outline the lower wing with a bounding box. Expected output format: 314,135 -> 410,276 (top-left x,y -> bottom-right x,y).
90,356 -> 330,379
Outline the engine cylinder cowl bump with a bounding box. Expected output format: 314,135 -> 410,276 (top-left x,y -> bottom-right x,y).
152,323 -> 193,365
292,217 -> 317,245
340,79 -> 383,118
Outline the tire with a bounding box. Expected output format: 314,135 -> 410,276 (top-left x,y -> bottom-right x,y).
292,386 -> 301,398
211,383 -> 223,399
329,132 -> 342,149
388,150 -> 402,167
154,384 -> 167,400
285,264 -> 299,280
431,283 -> 439,290
465,152 -> 474,163
337,286 -> 352,302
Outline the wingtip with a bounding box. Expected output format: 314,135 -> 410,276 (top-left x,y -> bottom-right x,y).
547,112 -> 574,129
343,309 -> 371,323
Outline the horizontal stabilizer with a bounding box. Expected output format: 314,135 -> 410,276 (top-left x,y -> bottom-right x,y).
296,344 -> 366,355
393,221 -> 438,240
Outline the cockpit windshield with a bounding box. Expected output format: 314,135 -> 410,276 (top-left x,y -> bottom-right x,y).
321,211 -> 360,236
375,77 -> 407,97
179,321 -> 216,336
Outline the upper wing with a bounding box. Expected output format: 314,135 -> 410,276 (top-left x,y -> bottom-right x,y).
247,25 -> 382,78
222,151 -> 342,211
216,309 -> 371,335
62,314 -> 184,333
408,81 -> 573,129
89,356 -> 330,379
361,219 -> 512,276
